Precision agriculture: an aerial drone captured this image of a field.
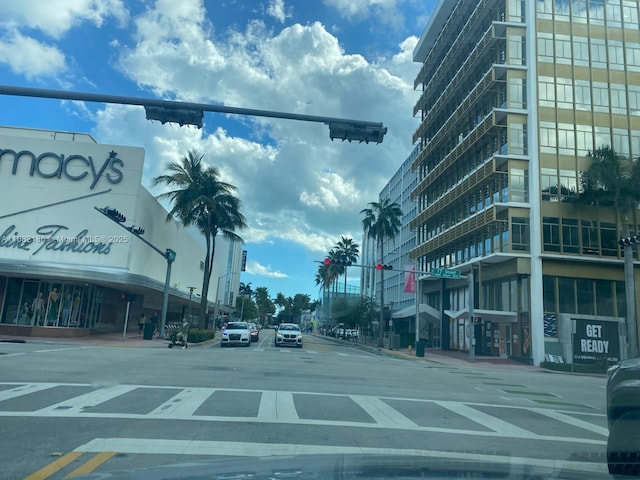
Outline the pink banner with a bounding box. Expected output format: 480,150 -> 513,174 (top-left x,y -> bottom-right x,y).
404,265 -> 416,293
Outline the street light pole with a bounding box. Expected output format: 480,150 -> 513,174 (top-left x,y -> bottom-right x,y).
188,287 -> 197,324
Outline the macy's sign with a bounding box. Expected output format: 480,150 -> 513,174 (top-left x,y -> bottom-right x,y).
0,148 -> 124,190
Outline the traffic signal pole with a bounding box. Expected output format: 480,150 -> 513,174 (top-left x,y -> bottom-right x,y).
94,206 -> 176,339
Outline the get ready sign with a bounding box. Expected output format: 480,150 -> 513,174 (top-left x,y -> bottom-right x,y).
573,318 -> 620,364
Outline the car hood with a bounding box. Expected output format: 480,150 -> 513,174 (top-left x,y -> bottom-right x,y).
70,453 -> 605,479
223,328 -> 249,334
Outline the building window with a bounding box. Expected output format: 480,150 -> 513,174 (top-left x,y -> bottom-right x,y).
573,37 -> 590,65
541,168 -> 558,202
590,38 -> 607,68
600,222 -> 618,257
511,217 -> 530,251
557,124 -> 576,155
596,280 -> 614,316
539,121 -> 557,153
592,82 -> 610,112
543,275 -> 556,313
562,218 -> 580,253
509,122 -> 527,155
558,277 -> 576,313
554,35 -> 572,65
577,279 -> 595,315
510,168 -> 528,202
556,80 -> 574,109
623,1 -> 639,27
537,34 -> 554,62
559,169 -> 578,199
543,217 -> 561,252
581,220 -> 599,254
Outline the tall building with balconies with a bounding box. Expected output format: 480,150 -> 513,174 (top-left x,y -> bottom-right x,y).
411,0 -> 640,366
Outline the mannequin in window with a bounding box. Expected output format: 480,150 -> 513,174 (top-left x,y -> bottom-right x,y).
32,292 -> 45,326
47,288 -> 59,325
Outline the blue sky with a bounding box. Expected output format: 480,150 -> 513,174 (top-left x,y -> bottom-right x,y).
0,0 -> 436,300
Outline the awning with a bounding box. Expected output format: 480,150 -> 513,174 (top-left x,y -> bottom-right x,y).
392,303 -> 440,320
443,308 -> 517,323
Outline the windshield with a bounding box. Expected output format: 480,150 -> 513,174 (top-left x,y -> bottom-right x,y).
1,1 -> 633,479
226,323 -> 248,330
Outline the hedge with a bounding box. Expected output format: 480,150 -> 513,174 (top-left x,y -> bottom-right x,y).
187,329 -> 216,344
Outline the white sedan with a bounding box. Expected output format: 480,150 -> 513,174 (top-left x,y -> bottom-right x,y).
220,322 -> 251,347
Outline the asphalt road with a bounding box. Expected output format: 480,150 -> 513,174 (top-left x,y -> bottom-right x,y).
0,330 -> 610,479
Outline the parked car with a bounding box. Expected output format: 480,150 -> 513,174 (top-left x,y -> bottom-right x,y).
220,322 -> 251,347
247,322 -> 259,342
606,356 -> 640,476
275,323 -> 303,348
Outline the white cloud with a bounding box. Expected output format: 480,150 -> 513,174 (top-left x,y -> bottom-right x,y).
0,30 -> 66,79
323,0 -> 402,25
0,0 -> 129,39
92,3 -> 420,258
246,260 -> 289,278
266,0 -> 290,23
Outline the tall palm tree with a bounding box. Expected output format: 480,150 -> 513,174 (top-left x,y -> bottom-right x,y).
334,236 -> 359,296
153,150 -> 247,329
361,198 -> 403,347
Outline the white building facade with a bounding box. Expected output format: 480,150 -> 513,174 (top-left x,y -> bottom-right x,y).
0,127 -> 241,335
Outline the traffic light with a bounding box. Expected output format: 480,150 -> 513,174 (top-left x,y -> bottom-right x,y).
619,235 -> 640,247
145,106 -> 204,128
323,258 -> 352,266
104,206 -> 126,223
375,264 -> 393,270
328,122 -> 387,144
129,226 -> 145,235
165,248 -> 177,262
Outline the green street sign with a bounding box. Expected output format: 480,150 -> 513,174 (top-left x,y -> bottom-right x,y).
165,249 -> 177,262
432,267 -> 461,279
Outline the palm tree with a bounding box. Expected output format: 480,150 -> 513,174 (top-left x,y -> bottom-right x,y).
315,260 -> 339,325
579,145 -> 640,239
238,282 -> 253,321
253,286 -> 275,325
361,198 -> 403,347
153,150 -> 247,329
334,236 -> 359,296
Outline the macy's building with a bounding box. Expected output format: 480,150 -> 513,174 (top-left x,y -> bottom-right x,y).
0,126 -> 238,337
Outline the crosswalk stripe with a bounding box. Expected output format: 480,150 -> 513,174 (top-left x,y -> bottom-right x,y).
530,408 -> 608,436
148,388 -> 214,417
0,383 -> 58,402
350,395 -> 418,429
433,401 -> 535,438
34,385 -> 138,415
257,391 -> 299,421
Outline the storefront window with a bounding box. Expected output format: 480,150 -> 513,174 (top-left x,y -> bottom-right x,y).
1,278 -> 104,328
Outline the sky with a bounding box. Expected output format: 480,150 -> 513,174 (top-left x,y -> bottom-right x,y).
0,0 -> 436,301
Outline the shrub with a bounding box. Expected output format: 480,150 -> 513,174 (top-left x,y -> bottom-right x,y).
187,329 -> 216,344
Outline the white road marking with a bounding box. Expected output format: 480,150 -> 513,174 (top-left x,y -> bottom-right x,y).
349,395 -> 418,429
0,383 -> 58,402
74,438 -> 608,475
336,352 -> 350,357
529,408 -> 608,436
34,385 -> 138,415
257,391 -> 299,421
148,388 -> 215,417
0,382 -> 607,446
0,353 -> 26,358
33,346 -> 92,353
433,401 -> 535,438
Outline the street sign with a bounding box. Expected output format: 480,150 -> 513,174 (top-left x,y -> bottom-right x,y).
432,267 -> 461,279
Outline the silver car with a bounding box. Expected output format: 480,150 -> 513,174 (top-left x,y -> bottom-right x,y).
220,322 -> 251,347
275,323 -> 303,348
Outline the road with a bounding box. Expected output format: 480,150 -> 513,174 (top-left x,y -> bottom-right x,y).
0,329 -> 609,479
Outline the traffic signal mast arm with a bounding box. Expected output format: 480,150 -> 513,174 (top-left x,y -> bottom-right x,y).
315,260 -> 462,276
94,206 -> 175,262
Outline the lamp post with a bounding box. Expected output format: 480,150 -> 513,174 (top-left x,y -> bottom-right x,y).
187,287 -> 197,324
94,206 -> 176,339
619,236 -> 639,359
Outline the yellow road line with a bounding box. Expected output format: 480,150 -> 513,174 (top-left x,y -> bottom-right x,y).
24,451 -> 83,480
65,451 -> 117,478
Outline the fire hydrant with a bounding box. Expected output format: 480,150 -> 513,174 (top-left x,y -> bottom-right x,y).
408,345 -> 413,355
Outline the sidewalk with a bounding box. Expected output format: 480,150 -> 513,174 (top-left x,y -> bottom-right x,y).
316,335 -> 539,371
0,331 -> 218,349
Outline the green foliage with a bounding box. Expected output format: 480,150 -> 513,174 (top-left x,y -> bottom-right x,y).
187,329 -> 216,344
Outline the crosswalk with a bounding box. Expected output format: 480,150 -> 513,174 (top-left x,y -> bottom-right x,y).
246,347 -> 375,358
0,382 -> 607,445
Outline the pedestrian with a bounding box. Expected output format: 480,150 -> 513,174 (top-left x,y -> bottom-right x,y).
138,312 -> 146,335
175,318 -> 190,349
150,312 -> 159,337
